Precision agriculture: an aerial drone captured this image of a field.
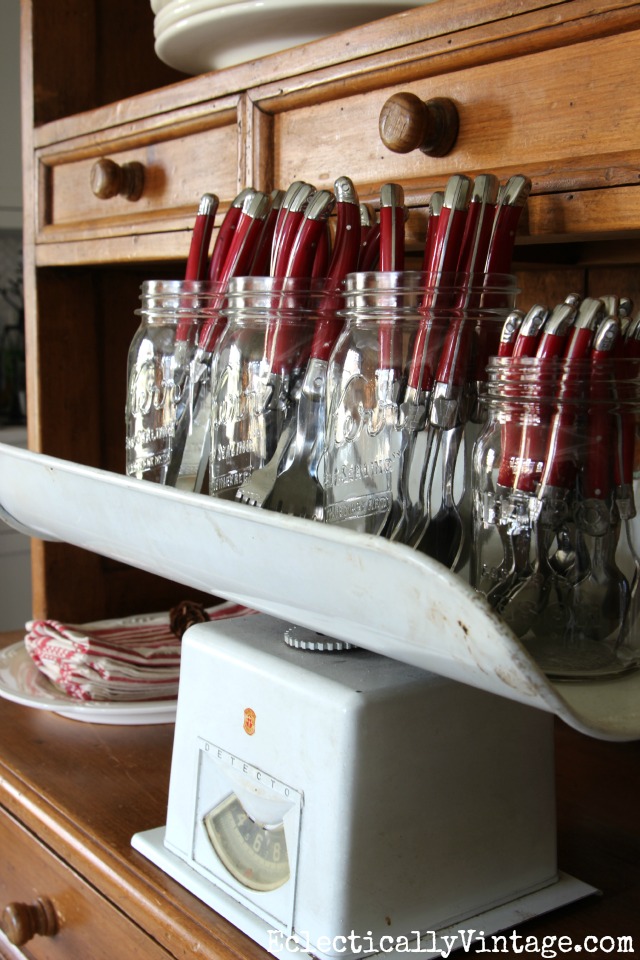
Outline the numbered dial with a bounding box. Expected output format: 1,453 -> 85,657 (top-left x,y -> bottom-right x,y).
204,794 -> 290,891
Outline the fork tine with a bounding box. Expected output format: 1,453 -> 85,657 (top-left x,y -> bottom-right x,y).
235,416 -> 296,506
263,461 -> 325,520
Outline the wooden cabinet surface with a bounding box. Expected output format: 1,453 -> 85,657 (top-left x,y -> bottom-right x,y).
0,807 -> 172,960
37,103 -> 240,249
8,2 -> 640,957
0,633 -> 639,960
0,631 -> 266,960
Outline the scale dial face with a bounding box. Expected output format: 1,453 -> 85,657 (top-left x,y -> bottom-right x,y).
204,793 -> 290,892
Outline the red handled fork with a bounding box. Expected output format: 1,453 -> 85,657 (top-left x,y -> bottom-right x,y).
235,186 -> 341,509
260,177 -> 361,518
412,174 -> 500,561
390,176 -> 472,543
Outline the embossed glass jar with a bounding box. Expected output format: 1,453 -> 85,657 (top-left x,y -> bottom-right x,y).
323,271 -> 424,536
394,271 -> 519,567
125,280 -> 225,490
209,276 -> 322,501
323,271 -> 518,556
472,353 -> 640,680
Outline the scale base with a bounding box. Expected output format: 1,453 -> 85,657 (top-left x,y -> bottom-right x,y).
132,827 -> 597,960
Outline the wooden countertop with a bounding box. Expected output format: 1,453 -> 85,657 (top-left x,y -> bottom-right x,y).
0,629 -> 638,958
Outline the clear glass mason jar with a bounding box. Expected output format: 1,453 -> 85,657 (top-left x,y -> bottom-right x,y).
323,271 -> 518,557
209,276 -> 321,500
125,280 -> 225,490
323,271 -> 425,536
397,272 -> 519,569
472,354 -> 640,680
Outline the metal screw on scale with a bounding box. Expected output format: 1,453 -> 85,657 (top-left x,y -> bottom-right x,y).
283,625 -> 357,651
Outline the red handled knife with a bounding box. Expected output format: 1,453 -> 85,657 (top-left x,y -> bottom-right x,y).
185,193 -> 219,282
483,174 -> 531,276
250,189 -> 285,276
308,176 -> 361,364
407,175 -> 472,396
199,191 -> 271,353
270,181 -> 315,277
207,187 -> 254,282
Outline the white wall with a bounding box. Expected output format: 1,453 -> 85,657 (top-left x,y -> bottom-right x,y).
0,2 -> 31,631
0,427 -> 32,631
0,1 -> 22,230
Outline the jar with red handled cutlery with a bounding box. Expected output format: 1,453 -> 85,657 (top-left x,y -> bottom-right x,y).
125,188 -> 277,493
323,270 -> 425,535
380,171 -> 526,565
125,279 -> 224,490
323,270 -> 518,545
393,270 -> 519,565
214,178 -> 360,517
209,275 -> 324,500
471,307 -> 640,680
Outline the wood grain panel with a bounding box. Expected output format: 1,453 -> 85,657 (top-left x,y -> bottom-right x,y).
38,122 -> 239,244
268,31 -> 640,197
0,656 -> 273,960
0,807 -> 171,960
27,0 -> 184,126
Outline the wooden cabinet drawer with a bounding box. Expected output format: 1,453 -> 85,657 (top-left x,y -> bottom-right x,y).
269,29 -> 640,223
0,806 -> 171,960
35,99 -> 241,254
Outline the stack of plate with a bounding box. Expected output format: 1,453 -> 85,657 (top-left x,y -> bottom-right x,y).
151,0 -> 429,74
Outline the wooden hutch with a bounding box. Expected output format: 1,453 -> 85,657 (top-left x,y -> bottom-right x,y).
0,2 -> 638,957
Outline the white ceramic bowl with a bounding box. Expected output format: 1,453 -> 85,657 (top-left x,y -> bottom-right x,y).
151,0 -> 429,74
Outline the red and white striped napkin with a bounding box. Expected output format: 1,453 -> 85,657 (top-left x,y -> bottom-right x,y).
24,602 -> 252,702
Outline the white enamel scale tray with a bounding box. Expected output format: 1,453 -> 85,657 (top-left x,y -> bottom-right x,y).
0,441 -> 639,742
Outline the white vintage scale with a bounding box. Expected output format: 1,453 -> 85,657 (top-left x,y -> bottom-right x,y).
133,614 -> 591,960
1,446 -> 639,959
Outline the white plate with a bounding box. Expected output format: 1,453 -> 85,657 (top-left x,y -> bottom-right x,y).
152,0 -> 429,73
0,602 -> 246,725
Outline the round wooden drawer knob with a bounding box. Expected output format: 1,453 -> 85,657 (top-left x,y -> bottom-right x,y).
1,897 -> 59,946
379,92 -> 459,157
90,157 -> 145,201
